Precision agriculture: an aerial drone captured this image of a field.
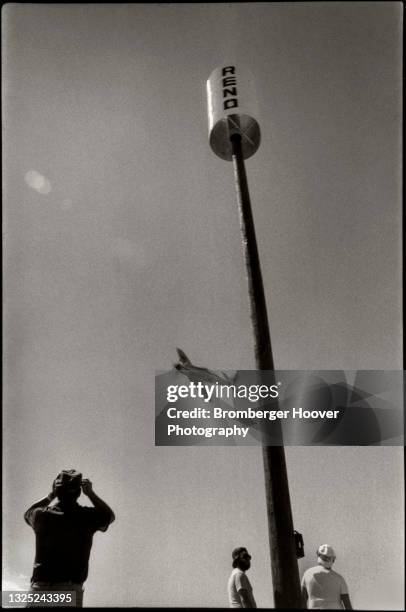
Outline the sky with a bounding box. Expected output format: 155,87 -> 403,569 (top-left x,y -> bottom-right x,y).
2,2 -> 403,609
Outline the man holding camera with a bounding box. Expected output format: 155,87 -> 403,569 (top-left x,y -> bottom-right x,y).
24,469 -> 115,607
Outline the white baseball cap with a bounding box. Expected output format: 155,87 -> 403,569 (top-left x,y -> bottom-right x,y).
318,544 -> 336,558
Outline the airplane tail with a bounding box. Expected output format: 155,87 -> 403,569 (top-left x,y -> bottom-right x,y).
176,347 -> 192,365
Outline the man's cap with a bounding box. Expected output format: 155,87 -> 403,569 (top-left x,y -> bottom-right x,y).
317,544 -> 336,558
232,547 -> 248,560
53,469 -> 82,491
232,547 -> 250,568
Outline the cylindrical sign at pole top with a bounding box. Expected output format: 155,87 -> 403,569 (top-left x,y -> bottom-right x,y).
207,65 -> 261,161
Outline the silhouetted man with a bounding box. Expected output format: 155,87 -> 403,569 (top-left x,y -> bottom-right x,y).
227,547 -> 257,608
301,544 -> 353,609
24,469 -> 115,607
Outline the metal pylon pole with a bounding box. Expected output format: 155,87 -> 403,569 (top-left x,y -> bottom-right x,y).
230,132 -> 302,608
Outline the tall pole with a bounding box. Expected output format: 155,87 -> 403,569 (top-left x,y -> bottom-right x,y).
230,132 -> 302,609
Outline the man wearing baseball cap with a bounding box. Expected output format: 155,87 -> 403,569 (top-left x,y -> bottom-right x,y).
301,544 -> 353,609
24,470 -> 115,607
227,547 -> 257,608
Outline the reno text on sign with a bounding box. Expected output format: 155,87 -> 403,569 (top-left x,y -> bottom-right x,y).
222,66 -> 238,110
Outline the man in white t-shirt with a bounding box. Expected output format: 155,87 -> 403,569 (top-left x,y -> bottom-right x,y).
227,547 -> 257,608
301,544 -> 353,609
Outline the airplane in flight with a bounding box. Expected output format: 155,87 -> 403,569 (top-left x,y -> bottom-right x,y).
173,348 -> 236,386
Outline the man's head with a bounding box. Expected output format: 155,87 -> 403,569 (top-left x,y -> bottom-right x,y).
232,547 -> 252,571
317,544 -> 336,569
52,469 -> 82,504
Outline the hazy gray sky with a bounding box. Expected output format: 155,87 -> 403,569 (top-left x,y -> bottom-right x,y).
3,3 -> 403,608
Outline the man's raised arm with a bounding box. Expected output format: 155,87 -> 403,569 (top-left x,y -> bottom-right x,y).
24,490 -> 56,525
81,478 -> 115,524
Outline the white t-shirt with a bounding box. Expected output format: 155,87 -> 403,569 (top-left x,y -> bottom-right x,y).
228,568 -> 255,608
301,565 -> 349,609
